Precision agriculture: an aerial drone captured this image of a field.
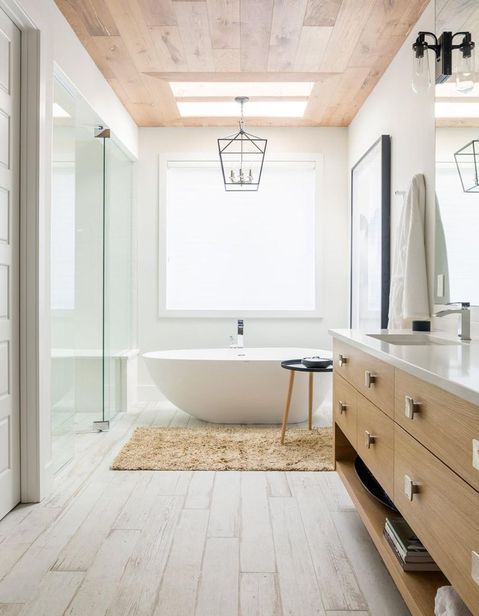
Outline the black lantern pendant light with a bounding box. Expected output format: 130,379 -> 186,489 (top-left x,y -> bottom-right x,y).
455,138 -> 479,193
217,96 -> 267,191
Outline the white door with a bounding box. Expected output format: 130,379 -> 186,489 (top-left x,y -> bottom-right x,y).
0,8 -> 20,520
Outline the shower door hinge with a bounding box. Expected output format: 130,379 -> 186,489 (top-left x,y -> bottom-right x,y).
94,126 -> 110,139
93,420 -> 110,432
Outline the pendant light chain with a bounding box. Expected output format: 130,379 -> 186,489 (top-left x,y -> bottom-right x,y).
240,98 -> 244,182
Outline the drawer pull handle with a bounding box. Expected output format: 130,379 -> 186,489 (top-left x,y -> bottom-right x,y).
472,551 -> 479,586
405,396 -> 421,419
364,370 -> 377,388
338,354 -> 348,367
364,430 -> 376,449
404,474 -> 420,501
338,401 -> 348,414
474,439 -> 479,471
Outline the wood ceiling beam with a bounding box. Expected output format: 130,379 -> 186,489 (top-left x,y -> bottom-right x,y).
143,72 -> 334,82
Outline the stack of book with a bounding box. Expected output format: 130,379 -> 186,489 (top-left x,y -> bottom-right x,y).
384,517 -> 440,572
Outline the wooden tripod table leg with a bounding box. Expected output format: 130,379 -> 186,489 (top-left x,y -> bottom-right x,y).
280,371 -> 295,444
308,372 -> 313,431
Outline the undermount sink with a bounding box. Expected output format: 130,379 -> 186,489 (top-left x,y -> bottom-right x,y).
367,333 -> 461,346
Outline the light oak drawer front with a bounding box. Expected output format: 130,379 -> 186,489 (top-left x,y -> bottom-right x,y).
357,395 -> 394,497
394,425 -> 479,614
333,373 -> 357,447
395,370 -> 479,492
333,340 -> 394,417
333,339 -> 359,386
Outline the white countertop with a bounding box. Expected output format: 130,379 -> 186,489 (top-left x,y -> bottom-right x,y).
329,329 -> 479,407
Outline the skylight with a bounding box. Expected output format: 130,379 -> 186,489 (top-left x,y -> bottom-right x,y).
169,82 -> 314,98
177,100 -> 308,118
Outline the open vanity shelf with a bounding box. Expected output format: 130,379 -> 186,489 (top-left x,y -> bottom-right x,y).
335,443 -> 447,615
331,333 -> 479,616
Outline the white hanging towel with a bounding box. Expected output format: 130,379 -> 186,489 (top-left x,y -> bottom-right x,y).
388,174 -> 430,329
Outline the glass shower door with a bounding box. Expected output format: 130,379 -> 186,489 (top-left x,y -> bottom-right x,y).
51,78 -> 104,470
51,73 -> 134,464
74,126 -> 104,431
51,94 -> 77,471
103,138 -> 133,422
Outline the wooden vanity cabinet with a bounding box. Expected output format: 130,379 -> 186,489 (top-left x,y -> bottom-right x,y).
394,425 -> 479,611
332,338 -> 479,616
395,369 -> 479,492
333,339 -> 394,416
356,394 -> 394,497
333,373 -> 357,448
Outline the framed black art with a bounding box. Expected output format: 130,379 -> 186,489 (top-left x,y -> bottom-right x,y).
350,135 -> 391,330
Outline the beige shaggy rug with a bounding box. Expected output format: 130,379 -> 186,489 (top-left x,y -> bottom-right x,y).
111,426 -> 333,472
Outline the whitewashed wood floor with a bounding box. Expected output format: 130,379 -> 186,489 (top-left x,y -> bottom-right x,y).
0,402 -> 410,616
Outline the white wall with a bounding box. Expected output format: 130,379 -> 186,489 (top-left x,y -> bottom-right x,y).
2,0 -> 138,499
436,127 -> 478,161
137,127 -> 349,399
10,0 -> 138,157
348,2 -> 436,309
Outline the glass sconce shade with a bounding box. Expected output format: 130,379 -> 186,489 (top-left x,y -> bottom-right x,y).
412,50 -> 431,93
456,48 -> 475,93
412,30 -> 476,93
454,139 -> 479,192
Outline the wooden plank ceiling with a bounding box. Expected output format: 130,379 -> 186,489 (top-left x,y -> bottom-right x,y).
55,0 -> 430,127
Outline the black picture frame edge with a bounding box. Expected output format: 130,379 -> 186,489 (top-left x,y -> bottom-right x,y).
349,134 -> 392,330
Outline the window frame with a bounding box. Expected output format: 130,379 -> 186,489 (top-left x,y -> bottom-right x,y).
158,152 -> 324,318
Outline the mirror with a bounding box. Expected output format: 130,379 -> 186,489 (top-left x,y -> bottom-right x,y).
435,2 -> 479,305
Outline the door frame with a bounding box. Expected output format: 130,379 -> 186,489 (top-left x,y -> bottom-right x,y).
0,0 -> 46,502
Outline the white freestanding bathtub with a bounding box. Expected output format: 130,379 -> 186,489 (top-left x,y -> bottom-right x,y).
143,347 -> 332,424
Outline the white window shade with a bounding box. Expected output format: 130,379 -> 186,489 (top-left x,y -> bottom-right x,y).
162,161 -> 318,314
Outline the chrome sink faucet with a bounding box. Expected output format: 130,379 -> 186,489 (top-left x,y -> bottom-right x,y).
229,319 -> 244,348
435,301 -> 471,341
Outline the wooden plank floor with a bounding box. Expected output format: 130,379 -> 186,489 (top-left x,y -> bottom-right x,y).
0,402 -> 410,615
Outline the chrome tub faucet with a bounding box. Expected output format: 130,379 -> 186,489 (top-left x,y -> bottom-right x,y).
230,319 -> 244,348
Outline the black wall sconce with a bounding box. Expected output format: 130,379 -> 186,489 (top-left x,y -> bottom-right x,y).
412,30 -> 475,93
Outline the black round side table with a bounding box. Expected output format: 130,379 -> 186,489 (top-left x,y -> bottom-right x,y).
280,359 -> 333,444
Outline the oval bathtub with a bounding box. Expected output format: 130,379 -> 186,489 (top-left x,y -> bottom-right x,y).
143,347 -> 332,424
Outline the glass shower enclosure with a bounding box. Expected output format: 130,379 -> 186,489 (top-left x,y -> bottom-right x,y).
51,75 -> 134,472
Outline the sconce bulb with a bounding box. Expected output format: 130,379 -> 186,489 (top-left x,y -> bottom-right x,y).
456,50 -> 476,93
412,51 -> 431,94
